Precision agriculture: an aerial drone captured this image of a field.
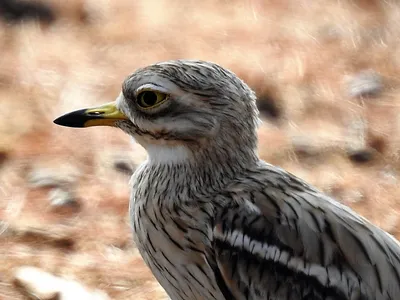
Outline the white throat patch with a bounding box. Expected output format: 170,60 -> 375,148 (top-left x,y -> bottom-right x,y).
146,144 -> 191,164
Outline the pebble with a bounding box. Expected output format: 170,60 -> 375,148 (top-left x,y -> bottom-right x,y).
256,94 -> 281,120
345,118 -> 374,163
7,224 -> 75,250
27,165 -> 80,188
112,156 -> 136,175
347,148 -> 375,163
48,188 -> 81,214
14,266 -> 110,300
346,70 -> 383,98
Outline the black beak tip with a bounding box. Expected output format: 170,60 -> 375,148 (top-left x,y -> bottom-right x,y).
53,116 -> 65,126
53,109 -> 88,128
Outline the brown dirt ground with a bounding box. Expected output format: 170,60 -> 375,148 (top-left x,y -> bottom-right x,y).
1,0 -> 400,299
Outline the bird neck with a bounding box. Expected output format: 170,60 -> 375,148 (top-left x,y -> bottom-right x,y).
142,142 -> 259,193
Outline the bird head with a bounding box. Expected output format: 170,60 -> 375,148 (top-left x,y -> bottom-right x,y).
54,60 -> 260,164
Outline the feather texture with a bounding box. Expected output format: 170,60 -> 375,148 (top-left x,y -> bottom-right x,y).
208,162 -> 400,300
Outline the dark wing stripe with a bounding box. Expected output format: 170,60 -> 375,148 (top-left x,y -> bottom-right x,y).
215,238 -> 349,300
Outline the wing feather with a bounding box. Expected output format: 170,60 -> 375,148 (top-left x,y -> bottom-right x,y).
208,163 -> 400,300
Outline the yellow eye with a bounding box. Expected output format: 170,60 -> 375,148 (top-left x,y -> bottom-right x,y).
136,90 -> 168,109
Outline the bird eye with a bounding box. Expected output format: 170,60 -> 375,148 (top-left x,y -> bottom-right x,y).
136,91 -> 168,109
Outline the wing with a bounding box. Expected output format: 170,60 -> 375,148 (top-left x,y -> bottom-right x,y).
206,163 -> 400,300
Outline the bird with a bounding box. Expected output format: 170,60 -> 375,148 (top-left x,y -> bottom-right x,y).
54,60 -> 400,300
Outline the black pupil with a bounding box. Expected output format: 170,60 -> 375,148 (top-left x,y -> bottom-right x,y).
140,91 -> 158,107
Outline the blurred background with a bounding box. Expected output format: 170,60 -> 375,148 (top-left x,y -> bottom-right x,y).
1,0 -> 400,299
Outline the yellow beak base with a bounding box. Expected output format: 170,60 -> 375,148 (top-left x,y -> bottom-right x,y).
53,102 -> 128,128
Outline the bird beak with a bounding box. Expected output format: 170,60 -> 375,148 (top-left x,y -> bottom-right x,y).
53,101 -> 128,128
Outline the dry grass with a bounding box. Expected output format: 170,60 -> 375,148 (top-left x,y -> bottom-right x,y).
1,0 -> 400,298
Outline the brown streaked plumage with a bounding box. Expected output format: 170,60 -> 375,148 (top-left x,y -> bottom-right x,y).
54,60 -> 400,300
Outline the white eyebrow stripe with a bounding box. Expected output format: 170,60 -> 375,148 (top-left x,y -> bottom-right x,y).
136,83 -> 168,95
133,75 -> 187,97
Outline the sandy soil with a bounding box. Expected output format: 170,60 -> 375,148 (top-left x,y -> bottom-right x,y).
1,0 -> 400,298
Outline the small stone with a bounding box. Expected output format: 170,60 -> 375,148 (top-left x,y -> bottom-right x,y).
14,266 -> 59,299
113,157 -> 135,175
0,0 -> 56,24
8,225 -> 75,250
345,118 -> 373,163
348,148 -> 375,163
13,266 -> 110,300
28,166 -> 79,188
48,188 -> 81,214
256,94 -> 281,120
346,70 -> 383,98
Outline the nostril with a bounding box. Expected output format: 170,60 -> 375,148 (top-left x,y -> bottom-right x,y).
87,111 -> 105,116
